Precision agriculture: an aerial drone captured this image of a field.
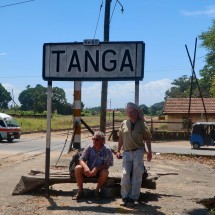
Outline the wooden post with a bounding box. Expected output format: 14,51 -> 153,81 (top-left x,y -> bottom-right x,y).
100,0 -> 111,133
72,81 -> 81,149
112,110 -> 115,131
135,80 -> 139,105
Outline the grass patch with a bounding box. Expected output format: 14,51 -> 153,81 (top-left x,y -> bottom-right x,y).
15,115 -> 103,133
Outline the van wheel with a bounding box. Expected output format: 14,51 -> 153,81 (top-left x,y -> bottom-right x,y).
0,135 -> 2,143
192,142 -> 200,149
7,137 -> 14,143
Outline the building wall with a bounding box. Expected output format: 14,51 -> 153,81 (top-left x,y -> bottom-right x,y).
165,114 -> 184,131
164,114 -> 215,131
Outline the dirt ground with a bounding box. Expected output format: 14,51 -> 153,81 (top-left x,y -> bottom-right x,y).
0,135 -> 215,215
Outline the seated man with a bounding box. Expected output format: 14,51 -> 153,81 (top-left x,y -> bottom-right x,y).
73,131 -> 113,199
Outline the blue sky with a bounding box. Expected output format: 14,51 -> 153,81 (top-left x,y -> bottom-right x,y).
0,0 -> 215,108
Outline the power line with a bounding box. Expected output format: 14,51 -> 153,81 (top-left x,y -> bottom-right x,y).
93,0 -> 103,39
0,0 -> 36,8
93,0 -> 124,38
0,75 -> 40,78
110,0 -> 124,23
0,67 -> 204,80
110,0 -> 117,23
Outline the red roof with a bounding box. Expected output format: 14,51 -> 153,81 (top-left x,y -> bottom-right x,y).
163,98 -> 215,114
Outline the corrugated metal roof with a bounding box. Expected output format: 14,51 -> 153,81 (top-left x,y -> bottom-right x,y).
163,98 -> 215,114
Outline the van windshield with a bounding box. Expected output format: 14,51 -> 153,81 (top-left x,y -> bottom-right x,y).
4,117 -> 19,127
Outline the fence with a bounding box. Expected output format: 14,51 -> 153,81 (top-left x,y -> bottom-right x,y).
110,111 -> 191,141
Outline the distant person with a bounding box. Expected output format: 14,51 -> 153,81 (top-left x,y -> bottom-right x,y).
116,102 -> 152,207
73,131 -> 113,200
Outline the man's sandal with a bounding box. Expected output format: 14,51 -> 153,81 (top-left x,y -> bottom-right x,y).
72,191 -> 85,200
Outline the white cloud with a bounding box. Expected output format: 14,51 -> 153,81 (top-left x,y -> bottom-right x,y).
64,87 -> 74,103
139,79 -> 172,106
181,5 -> 215,17
82,82 -> 102,108
3,79 -> 173,109
64,82 -> 103,108
66,79 -> 173,108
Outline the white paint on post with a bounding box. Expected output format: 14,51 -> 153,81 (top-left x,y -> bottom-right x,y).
73,100 -> 82,109
73,81 -> 81,149
73,134 -> 81,143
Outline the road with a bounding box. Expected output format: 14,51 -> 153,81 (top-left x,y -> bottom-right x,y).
0,131 -> 214,215
152,141 -> 215,156
0,132 -> 215,157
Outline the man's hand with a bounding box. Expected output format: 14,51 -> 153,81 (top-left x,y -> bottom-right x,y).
147,151 -> 152,162
91,167 -> 98,177
84,168 -> 91,177
116,152 -> 122,159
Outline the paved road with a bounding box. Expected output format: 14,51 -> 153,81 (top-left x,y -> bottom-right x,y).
0,133 -> 215,156
0,133 -> 214,215
151,141 -> 215,156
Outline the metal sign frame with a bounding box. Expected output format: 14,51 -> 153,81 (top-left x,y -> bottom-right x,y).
43,41 -> 145,81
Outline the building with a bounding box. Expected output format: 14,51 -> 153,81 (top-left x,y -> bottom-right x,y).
163,98 -> 215,131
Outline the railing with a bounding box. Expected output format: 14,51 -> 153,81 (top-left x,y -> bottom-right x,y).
109,111 -> 191,142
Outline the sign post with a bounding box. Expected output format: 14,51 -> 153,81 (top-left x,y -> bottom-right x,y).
43,40 -> 145,195
45,80 -> 52,196
43,41 -> 144,81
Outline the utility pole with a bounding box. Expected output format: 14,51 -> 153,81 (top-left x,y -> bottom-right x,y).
11,89 -> 16,114
100,0 -> 111,133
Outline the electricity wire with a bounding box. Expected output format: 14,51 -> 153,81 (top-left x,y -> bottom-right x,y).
110,0 -> 124,23
93,0 -> 124,37
93,0 -> 103,39
55,118 -> 73,166
0,0 -> 36,8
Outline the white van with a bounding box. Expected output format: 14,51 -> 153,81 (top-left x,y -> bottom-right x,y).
0,113 -> 21,142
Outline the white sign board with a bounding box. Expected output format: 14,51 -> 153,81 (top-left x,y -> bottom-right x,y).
43,41 -> 144,81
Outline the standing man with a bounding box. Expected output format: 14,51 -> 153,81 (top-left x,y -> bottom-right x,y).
73,131 -> 113,200
116,102 -> 152,207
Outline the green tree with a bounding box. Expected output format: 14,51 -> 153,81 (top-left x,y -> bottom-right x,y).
57,103 -> 73,115
86,106 -> 101,115
52,87 -> 76,115
210,77 -> 215,96
52,87 -> 67,113
18,85 -> 34,111
199,20 -> 215,97
139,104 -> 149,115
19,85 -> 69,114
33,84 -> 47,113
0,83 -> 12,109
165,75 -> 191,99
19,85 -> 46,113
148,101 -> 164,116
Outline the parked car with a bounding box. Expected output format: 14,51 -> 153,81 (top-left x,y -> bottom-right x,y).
0,113 -> 21,142
190,122 -> 215,149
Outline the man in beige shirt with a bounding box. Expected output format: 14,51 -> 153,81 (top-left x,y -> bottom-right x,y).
116,102 -> 152,207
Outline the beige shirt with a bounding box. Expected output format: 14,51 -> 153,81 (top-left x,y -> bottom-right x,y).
119,119 -> 152,151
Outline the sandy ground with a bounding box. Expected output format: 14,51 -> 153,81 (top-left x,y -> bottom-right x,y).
0,135 -> 215,215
